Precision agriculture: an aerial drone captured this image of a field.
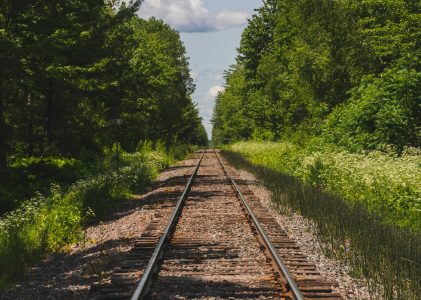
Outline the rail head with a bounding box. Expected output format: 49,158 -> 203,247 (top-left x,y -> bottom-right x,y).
131,149 -> 206,300
214,149 -> 305,300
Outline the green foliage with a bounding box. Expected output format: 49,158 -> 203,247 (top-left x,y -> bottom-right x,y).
212,0 -> 420,152
323,68 -> 421,152
0,157 -> 89,215
10,157 -> 87,182
0,1 -> 207,215
0,146 -> 173,287
0,0 -> 206,176
212,66 -> 251,144
229,141 -> 421,230
0,189 -> 82,285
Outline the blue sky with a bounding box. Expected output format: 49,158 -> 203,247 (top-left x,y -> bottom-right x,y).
138,0 -> 263,138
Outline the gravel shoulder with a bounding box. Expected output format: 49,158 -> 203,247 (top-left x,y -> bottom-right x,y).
223,159 -> 374,300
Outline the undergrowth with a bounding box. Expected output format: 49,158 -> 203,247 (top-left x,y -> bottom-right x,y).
0,142 -> 192,288
0,157 -> 92,215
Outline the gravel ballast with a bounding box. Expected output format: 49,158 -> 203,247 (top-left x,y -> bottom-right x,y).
2,152 -> 376,299
224,162 -> 376,300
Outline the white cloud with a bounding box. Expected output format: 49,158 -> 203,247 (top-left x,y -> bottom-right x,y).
138,0 -> 249,32
214,10 -> 249,31
207,85 -> 225,98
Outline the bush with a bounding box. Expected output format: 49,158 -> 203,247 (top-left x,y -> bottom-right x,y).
322,68 -> 421,152
0,191 -> 73,286
0,157 -> 90,215
9,157 -> 87,182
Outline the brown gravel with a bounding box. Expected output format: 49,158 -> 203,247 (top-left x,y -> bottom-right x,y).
224,162 -> 376,300
148,150 -> 282,299
0,155 -> 199,300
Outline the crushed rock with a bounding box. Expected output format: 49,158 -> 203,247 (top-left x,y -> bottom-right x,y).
232,167 -> 379,300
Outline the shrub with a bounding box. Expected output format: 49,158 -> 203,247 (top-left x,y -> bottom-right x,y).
1,157 -> 90,215
10,157 -> 88,184
322,68 -> 421,152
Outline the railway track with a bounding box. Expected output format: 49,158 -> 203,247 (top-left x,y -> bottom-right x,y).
91,149 -> 342,299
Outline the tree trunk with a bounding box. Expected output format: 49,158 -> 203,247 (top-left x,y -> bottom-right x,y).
26,93 -> 34,156
46,78 -> 53,146
0,77 -> 8,177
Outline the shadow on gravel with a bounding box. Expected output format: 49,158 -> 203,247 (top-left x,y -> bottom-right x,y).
230,178 -> 257,186
188,190 -> 234,199
0,164 -> 195,300
1,237 -> 139,300
163,165 -> 197,172
149,174 -> 191,191
86,173 -> 192,226
193,175 -> 228,187
149,275 -> 277,299
166,241 -> 239,261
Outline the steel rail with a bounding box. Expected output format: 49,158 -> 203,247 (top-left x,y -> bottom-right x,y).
214,149 -> 305,300
131,149 -> 206,300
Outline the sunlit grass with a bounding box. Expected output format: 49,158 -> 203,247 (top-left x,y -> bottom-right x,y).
229,141 -> 421,230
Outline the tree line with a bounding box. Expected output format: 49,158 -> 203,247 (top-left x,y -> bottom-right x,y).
0,0 -> 207,178
212,0 -> 420,152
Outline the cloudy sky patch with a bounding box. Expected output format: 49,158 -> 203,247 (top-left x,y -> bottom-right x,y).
138,0 -> 249,33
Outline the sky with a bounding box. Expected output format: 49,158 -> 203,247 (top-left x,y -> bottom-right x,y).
138,0 -> 263,138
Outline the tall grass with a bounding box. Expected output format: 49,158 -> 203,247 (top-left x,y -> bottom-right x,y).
0,144 -> 182,288
229,142 -> 420,230
222,145 -> 421,299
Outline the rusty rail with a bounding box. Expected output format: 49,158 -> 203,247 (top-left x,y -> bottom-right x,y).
130,149 -> 206,300
131,148 -> 304,300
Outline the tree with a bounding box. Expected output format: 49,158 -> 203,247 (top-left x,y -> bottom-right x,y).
0,0 -> 205,175
212,0 -> 420,150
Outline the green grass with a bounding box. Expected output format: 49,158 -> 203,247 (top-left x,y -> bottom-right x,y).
0,143 -> 192,288
228,141 -> 421,230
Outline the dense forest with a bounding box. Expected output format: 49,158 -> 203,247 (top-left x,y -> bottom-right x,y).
212,0 -> 420,152
0,0 -> 206,175
0,0 -> 207,213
